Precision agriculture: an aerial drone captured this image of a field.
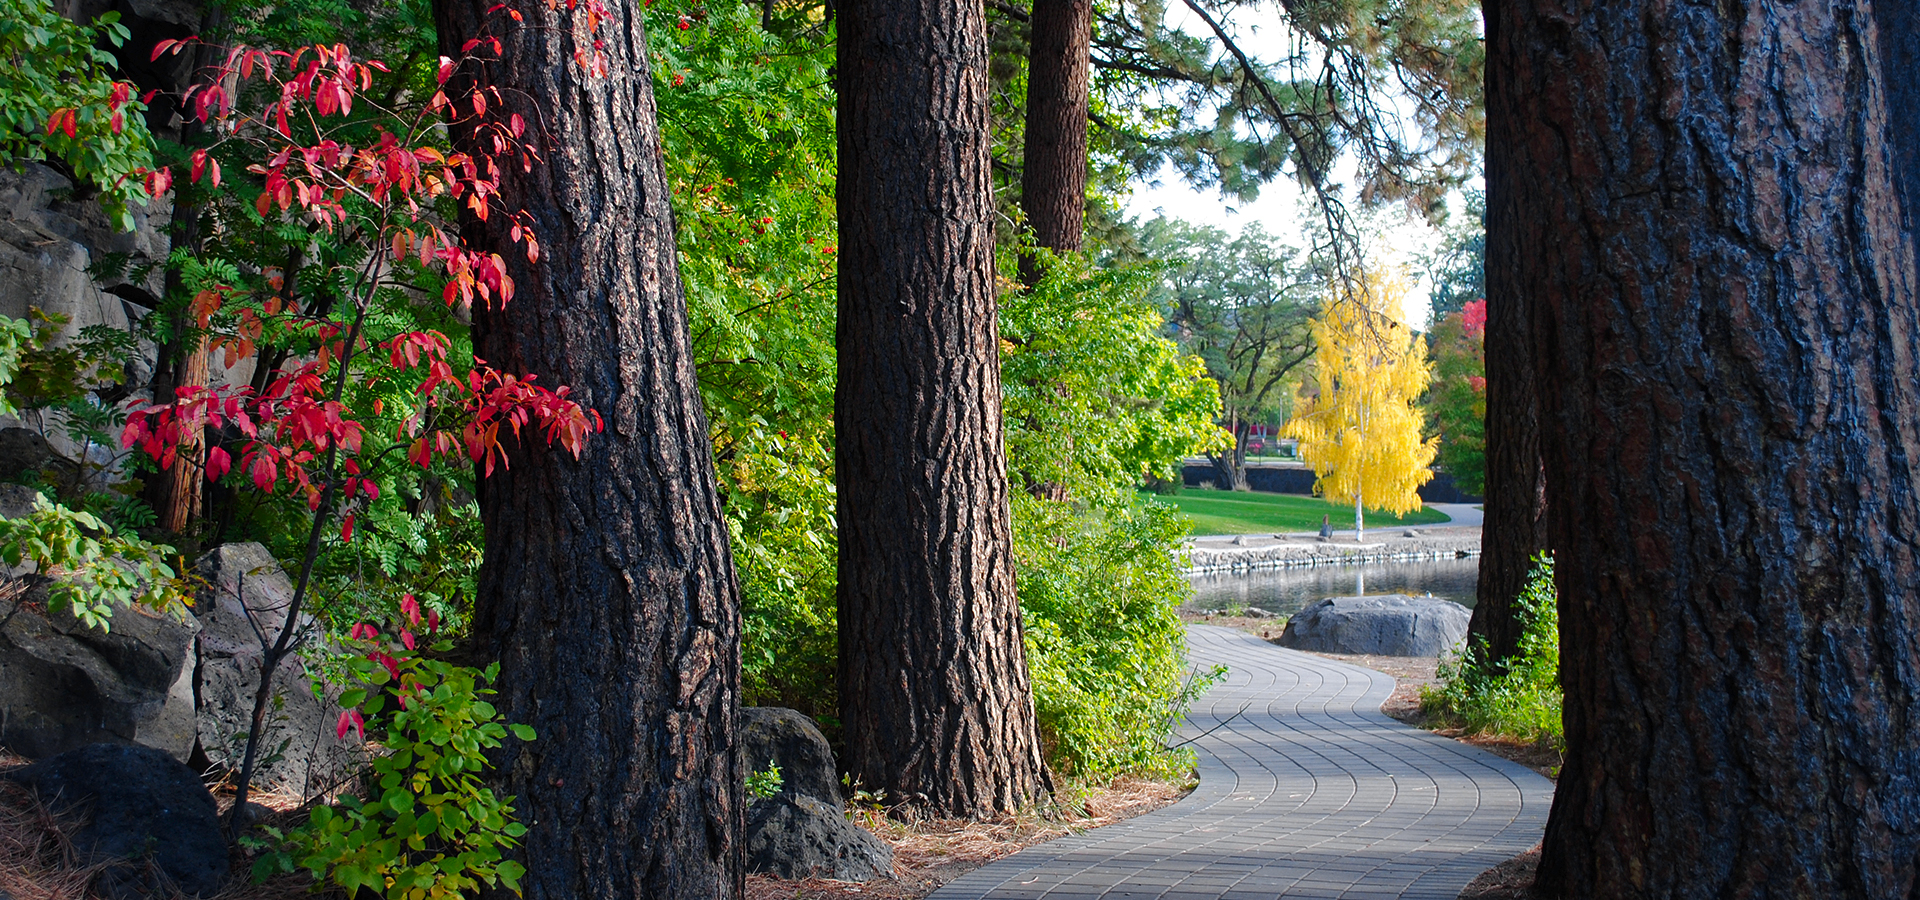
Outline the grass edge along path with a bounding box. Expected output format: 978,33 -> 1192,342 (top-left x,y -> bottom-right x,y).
1147,489 -> 1453,535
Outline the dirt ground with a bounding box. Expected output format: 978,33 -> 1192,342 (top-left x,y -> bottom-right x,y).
1457,845 -> 1541,899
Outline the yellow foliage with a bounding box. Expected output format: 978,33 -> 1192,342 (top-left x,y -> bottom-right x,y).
1283,267 -> 1437,520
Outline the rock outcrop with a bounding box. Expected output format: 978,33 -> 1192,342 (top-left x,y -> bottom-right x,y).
0,486 -> 199,761
193,543 -> 355,797
0,597 -> 200,762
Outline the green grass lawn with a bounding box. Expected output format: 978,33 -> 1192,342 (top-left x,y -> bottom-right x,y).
1146,489 -> 1453,535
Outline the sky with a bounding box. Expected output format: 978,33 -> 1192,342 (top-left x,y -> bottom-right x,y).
1120,168 -> 1446,329
1110,3 -> 1460,330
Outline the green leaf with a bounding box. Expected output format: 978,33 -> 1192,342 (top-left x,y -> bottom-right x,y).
508,723 -> 535,742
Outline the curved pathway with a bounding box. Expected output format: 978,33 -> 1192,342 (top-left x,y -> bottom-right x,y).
933,626 -> 1552,899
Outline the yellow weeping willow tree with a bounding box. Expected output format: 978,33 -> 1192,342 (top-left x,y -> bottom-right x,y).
1284,267 -> 1438,541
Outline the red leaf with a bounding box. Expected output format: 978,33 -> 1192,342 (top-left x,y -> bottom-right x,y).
205,446 -> 231,481
401,630 -> 416,651
250,452 -> 277,492
340,513 -> 354,542
1462,299 -> 1488,339
401,594 -> 421,625
336,709 -> 364,740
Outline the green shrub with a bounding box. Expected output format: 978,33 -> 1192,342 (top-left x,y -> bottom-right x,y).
1421,552 -> 1562,747
253,614 -> 529,898
0,494 -> 185,630
1016,495 -> 1210,780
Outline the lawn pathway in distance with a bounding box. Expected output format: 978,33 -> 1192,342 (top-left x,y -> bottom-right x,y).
929,626 -> 1552,900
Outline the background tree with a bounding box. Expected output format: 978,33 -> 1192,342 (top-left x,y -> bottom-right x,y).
837,0 -> 1050,817
1016,0 -> 1092,283
1425,299 -> 1484,496
649,1 -> 1225,787
1284,267 -> 1434,541
1488,0 -> 1920,895
1147,218 -> 1315,490
1470,162 -> 1546,670
432,1 -> 743,896
1418,188 -> 1484,321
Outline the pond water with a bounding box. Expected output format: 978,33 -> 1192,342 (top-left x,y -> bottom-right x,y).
1185,556 -> 1480,620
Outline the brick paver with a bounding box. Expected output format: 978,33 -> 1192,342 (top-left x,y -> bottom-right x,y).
931,625 -> 1553,900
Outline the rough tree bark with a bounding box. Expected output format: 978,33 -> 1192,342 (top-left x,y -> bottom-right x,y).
1488,0 -> 1920,895
1205,417 -> 1252,491
1465,120 -> 1546,666
837,0 -> 1050,818
1017,0 -> 1091,284
431,2 -> 742,897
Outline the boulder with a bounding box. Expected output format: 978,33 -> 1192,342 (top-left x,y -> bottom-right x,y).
0,428 -> 52,481
0,600 -> 200,762
0,486 -> 199,760
746,794 -> 893,881
1277,594 -> 1471,657
1,743 -> 227,898
741,707 -> 842,807
0,482 -> 39,519
193,543 -> 355,797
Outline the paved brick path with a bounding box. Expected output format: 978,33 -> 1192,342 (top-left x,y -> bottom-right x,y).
932,625 -> 1553,900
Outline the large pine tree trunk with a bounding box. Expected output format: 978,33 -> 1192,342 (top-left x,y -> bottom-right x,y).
1466,123 -> 1546,665
1489,1 -> 1920,895
1017,0 -> 1091,283
432,2 -> 742,896
837,0 -> 1050,819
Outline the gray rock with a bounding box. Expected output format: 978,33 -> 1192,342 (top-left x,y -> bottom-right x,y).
0,593 -> 200,762
2,743 -> 227,898
0,482 -> 41,521
193,543 -> 355,797
741,707 -> 842,807
1277,594 -> 1471,657
746,793 -> 893,881
0,428 -> 52,480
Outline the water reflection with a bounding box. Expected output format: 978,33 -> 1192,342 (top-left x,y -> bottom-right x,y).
1186,556 -> 1480,619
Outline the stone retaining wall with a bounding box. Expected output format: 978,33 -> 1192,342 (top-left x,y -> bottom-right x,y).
1182,534 -> 1482,575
